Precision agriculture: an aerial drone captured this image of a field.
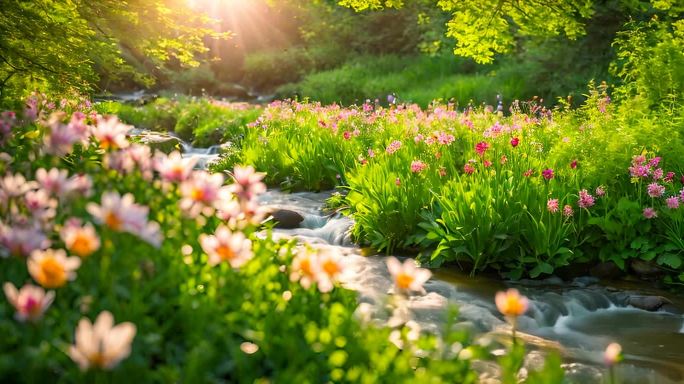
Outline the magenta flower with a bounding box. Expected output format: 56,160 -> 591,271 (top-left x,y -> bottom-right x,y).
542,169 -> 554,180
570,160 -> 578,169
510,137 -> 519,147
647,183 -> 665,198
643,207 -> 657,219
664,172 -> 675,183
343,131 -> 351,140
563,205 -> 574,217
410,160 -> 427,173
475,141 -> 490,156
666,196 -> 680,209
547,198 -> 559,213
629,165 -> 650,178
463,163 -> 475,175
578,189 -> 595,208
649,157 -> 661,168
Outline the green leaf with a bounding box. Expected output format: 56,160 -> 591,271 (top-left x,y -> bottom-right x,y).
657,253 -> 682,269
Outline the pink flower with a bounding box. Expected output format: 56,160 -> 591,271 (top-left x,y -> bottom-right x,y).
343,131 -> 351,140
367,148 -> 375,158
680,188 -> 684,202
43,113 -> 83,156
87,191 -> 162,247
386,140 -> 402,154
643,207 -> 657,219
542,169 -> 554,180
604,343 -> 623,367
547,198 -> 559,213
464,163 -> 476,175
629,165 -> 650,178
386,257 -> 431,293
91,116 -> 131,150
647,183 -> 665,198
395,177 -> 401,186
410,160 -> 427,173
228,166 -> 266,202
179,171 -> 230,217
649,157 -> 661,168
563,205 -> 574,217
35,168 -> 70,197
500,155 -> 508,164
0,224 -> 50,257
437,132 -> 455,145
3,282 -> 55,322
438,166 -> 447,177
664,172 -> 675,183
523,169 -> 534,177
483,160 -> 492,168
633,155 -> 646,165
414,134 -> 424,143
510,137 -> 519,147
595,186 -> 606,197
570,160 -> 578,169
475,141 -> 489,156
155,151 -> 197,182
666,196 -> 680,209
652,168 -> 664,180
199,225 -> 253,268
578,189 -> 595,208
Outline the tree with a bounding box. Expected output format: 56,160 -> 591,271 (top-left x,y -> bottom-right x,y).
338,0 -> 683,64
0,0 -> 226,102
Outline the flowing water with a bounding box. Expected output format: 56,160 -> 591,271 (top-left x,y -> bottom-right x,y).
184,144 -> 684,383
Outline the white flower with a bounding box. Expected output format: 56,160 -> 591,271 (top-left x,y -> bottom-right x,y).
69,311 -> 136,371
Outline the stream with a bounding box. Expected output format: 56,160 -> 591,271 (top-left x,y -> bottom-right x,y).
179,143 -> 684,383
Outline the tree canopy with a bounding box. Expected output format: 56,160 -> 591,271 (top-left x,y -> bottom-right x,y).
339,0 -> 683,64
0,0 -> 225,101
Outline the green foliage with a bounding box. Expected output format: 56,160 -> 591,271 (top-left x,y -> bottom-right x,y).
0,0 -> 224,104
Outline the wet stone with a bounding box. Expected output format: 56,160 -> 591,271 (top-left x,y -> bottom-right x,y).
627,295 -> 671,311
269,209 -> 304,229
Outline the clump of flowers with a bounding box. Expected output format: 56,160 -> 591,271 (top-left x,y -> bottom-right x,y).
475,141 -> 489,156
547,198 -> 559,213
643,207 -> 657,219
290,247 -> 346,293
410,160 -> 427,173
69,311 -> 136,371
3,282 -> 55,322
578,189 -> 595,209
563,205 -> 574,217
386,140 -> 402,154
647,183 -> 665,198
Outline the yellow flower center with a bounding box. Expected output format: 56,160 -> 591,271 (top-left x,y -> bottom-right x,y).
99,137 -> 114,150
191,187 -> 205,202
38,257 -> 67,288
89,351 -> 107,368
105,212 -> 123,231
300,258 -> 314,276
215,245 -> 235,261
396,273 -> 414,290
69,231 -> 97,257
504,296 -> 526,316
322,259 -> 340,277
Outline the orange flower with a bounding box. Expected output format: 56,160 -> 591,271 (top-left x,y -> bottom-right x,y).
495,288 -> 529,317
27,249 -> 81,288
